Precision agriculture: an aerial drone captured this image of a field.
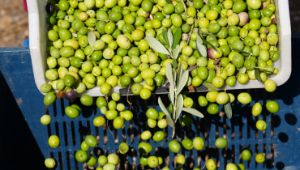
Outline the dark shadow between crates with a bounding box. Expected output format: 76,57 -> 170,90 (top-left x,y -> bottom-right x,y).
0,71 -> 46,169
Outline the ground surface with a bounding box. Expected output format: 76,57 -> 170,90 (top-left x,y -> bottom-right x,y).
0,0 -> 299,47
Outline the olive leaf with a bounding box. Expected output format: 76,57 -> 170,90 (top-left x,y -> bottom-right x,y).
166,62 -> 175,104
168,29 -> 173,49
173,70 -> 177,85
255,68 -> 263,82
231,48 -> 251,55
181,107 -> 204,118
207,34 -> 218,43
145,36 -> 170,55
203,82 -> 217,91
173,58 -> 178,68
196,32 -> 207,57
175,94 -> 184,122
88,31 -> 96,50
176,70 -> 189,95
172,28 -> 182,49
197,43 -> 207,58
172,45 -> 181,60
177,62 -> 183,80
169,83 -> 175,105
187,1 -> 193,6
196,32 -> 203,44
203,39 -> 219,52
165,0 -> 172,4
162,29 -> 170,48
158,97 -> 174,128
238,67 -> 247,74
224,103 -> 232,119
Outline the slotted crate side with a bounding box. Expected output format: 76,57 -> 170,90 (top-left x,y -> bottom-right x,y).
0,40 -> 300,170
42,91 -> 275,170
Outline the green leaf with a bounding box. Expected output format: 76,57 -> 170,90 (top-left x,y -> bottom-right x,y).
88,31 -> 96,50
173,58 -> 178,68
181,107 -> 204,118
196,33 -> 203,44
176,70 -> 188,95
145,36 -> 170,55
187,1 -> 193,6
231,48 -> 251,54
172,28 -> 182,49
166,62 -> 174,104
162,29 -> 170,48
202,38 -> 218,52
177,62 -> 183,81
165,0 -> 172,4
224,103 -> 232,119
207,34 -> 218,42
255,68 -> 263,82
158,97 -> 169,115
172,45 -> 181,60
196,33 -> 207,57
197,44 -> 207,58
173,70 -> 177,84
168,29 -> 173,48
175,94 -> 184,122
238,67 -> 247,74
203,82 -> 217,91
158,97 -> 174,128
169,83 -> 175,105
166,62 -> 174,85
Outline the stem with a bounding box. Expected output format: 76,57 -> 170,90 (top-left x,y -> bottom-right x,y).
105,95 -> 109,104
180,0 -> 187,14
188,85 -> 196,92
106,119 -> 115,138
253,66 -> 270,71
186,25 -> 194,43
247,53 -> 253,59
172,128 -> 176,138
187,65 -> 199,72
201,162 -> 207,170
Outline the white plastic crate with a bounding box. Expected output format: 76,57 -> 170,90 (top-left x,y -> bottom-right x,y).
27,0 -> 291,96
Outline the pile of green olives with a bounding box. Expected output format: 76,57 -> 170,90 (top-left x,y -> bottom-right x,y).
94,93 -> 133,129
42,0 -> 279,103
40,0 -> 281,169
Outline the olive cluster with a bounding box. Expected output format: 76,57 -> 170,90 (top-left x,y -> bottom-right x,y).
42,0 -> 279,104
41,0 -> 281,169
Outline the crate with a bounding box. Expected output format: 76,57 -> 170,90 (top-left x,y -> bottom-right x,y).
1,43 -> 300,169
27,0 -> 292,96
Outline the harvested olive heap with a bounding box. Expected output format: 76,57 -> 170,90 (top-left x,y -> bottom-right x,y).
43,0 -> 278,102
41,0 -> 280,169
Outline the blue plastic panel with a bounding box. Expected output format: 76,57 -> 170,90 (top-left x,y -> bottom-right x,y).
0,36 -> 300,169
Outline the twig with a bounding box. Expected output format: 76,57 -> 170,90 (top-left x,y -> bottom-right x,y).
186,25 -> 195,43
201,162 -> 207,170
187,65 -> 199,72
180,0 -> 187,14
105,95 -> 109,104
188,85 -> 196,92
106,119 -> 115,138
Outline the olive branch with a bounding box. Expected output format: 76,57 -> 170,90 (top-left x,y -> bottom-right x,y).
146,28 -> 204,138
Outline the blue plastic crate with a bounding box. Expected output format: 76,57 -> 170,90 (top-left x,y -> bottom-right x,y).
0,36 -> 299,170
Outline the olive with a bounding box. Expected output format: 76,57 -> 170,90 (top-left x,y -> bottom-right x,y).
46,3 -> 56,14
